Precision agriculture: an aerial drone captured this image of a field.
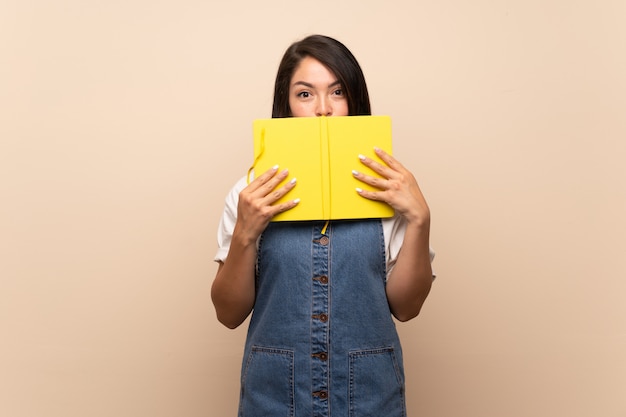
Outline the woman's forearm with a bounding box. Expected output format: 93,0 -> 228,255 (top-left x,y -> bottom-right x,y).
211,230 -> 258,329
385,220 -> 432,322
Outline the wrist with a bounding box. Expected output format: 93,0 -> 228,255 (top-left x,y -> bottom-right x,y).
232,224 -> 260,250
403,210 -> 430,230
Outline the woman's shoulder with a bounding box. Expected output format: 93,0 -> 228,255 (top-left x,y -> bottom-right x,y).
226,175 -> 248,197
219,176 -> 248,215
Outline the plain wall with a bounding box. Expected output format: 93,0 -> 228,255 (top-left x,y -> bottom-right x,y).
1,1 -> 625,416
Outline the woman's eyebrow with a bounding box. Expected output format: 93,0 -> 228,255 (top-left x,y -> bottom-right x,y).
291,80 -> 342,88
292,81 -> 314,88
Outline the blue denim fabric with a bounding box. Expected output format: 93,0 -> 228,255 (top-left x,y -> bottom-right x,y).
239,219 -> 405,417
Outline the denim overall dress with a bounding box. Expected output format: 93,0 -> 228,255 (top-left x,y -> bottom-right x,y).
238,219 -> 406,417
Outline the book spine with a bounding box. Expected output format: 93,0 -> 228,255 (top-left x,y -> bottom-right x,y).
319,116 -> 331,220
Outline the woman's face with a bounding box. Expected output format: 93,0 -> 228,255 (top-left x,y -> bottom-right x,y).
288,56 -> 349,117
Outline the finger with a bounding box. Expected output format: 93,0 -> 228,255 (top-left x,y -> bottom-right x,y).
259,169 -> 291,197
373,147 -> 408,172
247,165 -> 282,192
352,169 -> 388,190
355,187 -> 385,201
251,167 -> 291,197
260,183 -> 300,220
357,153 -> 396,180
262,177 -> 298,205
270,197 -> 300,215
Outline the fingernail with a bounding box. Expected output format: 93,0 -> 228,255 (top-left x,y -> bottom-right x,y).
358,154 -> 366,161
352,170 -> 359,176
290,177 -> 297,184
272,164 -> 279,170
374,146 -> 381,152
356,187 -> 363,193
293,198 -> 300,204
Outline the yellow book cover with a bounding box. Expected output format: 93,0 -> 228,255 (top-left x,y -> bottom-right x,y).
252,115 -> 394,221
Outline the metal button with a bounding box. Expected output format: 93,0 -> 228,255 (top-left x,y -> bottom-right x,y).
312,313 -> 329,322
319,236 -> 329,245
313,275 -> 329,284
313,390 -> 328,399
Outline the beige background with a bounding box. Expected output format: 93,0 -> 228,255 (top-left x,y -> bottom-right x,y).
1,0 -> 625,416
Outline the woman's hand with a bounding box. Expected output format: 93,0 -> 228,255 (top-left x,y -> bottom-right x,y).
236,165 -> 299,243
353,147 -> 430,227
212,166 -> 298,329
353,147 -> 433,321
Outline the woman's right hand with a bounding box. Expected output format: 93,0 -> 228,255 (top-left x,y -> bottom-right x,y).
235,165 -> 299,242
212,166 -> 297,329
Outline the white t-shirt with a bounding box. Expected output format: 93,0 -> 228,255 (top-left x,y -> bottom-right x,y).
214,176 -> 435,277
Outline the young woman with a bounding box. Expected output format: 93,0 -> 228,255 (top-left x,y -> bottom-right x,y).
212,34 -> 434,417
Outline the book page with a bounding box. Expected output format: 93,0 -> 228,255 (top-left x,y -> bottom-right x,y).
253,117 -> 324,221
326,116 -> 395,220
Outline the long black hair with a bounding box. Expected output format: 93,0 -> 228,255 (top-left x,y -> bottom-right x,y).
271,35 -> 371,118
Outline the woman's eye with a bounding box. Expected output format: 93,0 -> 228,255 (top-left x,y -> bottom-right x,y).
333,89 -> 344,96
298,91 -> 310,98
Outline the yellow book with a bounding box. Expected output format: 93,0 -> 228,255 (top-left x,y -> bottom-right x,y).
252,115 -> 394,221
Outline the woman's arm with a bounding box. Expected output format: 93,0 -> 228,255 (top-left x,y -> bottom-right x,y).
211,166 -> 298,329
384,219 -> 432,322
353,148 -> 433,321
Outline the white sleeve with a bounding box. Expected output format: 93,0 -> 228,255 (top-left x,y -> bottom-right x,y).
214,176 -> 248,263
382,214 -> 436,279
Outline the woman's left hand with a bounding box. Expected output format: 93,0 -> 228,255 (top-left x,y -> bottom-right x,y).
353,147 -> 430,227
355,147 -> 433,321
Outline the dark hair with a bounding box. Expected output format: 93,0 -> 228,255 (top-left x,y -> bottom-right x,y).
272,35 -> 371,118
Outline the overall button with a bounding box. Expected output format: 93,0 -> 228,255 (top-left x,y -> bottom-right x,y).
312,352 -> 328,361
313,390 -> 328,399
313,275 -> 329,284
312,313 -> 329,322
319,236 -> 329,245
